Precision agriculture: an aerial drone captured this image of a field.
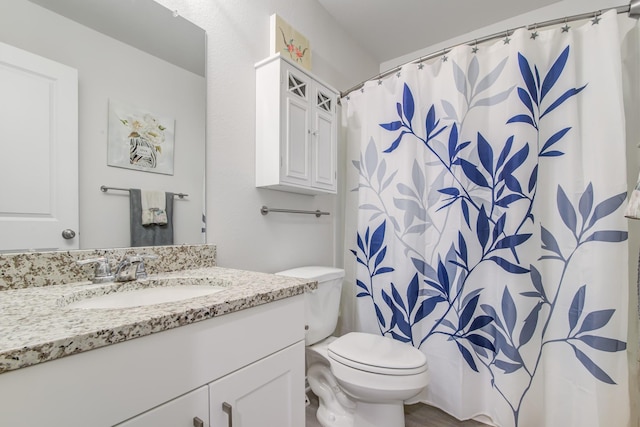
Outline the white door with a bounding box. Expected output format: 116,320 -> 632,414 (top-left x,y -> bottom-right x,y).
0,41 -> 78,252
209,342 -> 305,427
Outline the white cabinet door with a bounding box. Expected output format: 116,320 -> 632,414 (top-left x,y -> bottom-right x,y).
281,62 -> 337,193
209,342 -> 305,427
116,385 -> 209,427
311,84 -> 337,191
0,41 -> 78,252
282,66 -> 311,187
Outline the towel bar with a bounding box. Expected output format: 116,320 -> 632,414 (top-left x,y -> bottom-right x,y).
100,185 -> 188,199
260,205 -> 330,218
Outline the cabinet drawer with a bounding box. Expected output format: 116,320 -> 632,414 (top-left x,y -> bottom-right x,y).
117,386 -> 208,427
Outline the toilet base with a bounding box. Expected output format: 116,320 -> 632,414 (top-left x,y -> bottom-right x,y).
313,398 -> 406,427
315,402 -> 354,427
352,401 -> 405,427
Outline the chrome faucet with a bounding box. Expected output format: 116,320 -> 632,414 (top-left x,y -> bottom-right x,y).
76,257 -> 115,284
114,254 -> 158,282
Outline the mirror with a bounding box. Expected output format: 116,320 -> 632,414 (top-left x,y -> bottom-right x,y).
0,0 -> 206,250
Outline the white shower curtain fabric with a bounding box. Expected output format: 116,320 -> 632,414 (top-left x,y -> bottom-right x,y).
344,10 -> 629,427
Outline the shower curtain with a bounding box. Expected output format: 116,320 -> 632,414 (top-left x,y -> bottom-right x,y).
343,10 -> 630,427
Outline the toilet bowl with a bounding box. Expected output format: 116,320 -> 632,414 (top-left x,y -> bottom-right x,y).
276,266 -> 429,427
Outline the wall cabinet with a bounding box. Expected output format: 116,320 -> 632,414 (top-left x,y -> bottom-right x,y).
0,295 -> 305,427
255,54 -> 338,195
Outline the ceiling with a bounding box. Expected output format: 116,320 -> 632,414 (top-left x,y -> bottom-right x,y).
317,0 -> 563,64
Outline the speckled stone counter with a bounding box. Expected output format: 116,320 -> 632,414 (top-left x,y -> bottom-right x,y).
0,245 -> 315,374
0,244 -> 217,290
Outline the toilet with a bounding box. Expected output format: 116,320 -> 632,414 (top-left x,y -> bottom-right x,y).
276,266 -> 429,427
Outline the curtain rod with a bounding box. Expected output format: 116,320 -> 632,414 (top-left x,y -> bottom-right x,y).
341,2 -> 638,99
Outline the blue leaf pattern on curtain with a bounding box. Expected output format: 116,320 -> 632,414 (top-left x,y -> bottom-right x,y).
348,14 -> 628,427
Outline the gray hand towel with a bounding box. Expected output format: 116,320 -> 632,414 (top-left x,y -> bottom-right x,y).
130,189 -> 174,247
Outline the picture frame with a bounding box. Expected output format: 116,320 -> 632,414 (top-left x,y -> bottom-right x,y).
107,99 -> 175,175
270,14 -> 312,70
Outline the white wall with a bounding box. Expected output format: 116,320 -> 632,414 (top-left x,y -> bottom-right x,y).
0,0 -> 206,249
153,0 -> 379,273
381,0 -> 626,71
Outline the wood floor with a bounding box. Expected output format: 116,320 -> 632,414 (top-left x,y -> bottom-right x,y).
306,391 -> 489,427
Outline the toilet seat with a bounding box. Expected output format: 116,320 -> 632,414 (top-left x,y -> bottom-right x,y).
327,332 -> 427,376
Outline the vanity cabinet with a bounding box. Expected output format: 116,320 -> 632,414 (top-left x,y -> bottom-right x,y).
117,342 -> 303,427
255,54 -> 338,195
0,295 -> 305,427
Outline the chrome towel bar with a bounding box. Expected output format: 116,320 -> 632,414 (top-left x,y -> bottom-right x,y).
100,185 -> 188,199
260,205 -> 330,218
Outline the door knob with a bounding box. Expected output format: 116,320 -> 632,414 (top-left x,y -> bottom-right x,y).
61,229 -> 76,239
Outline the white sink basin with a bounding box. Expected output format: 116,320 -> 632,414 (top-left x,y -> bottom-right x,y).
66,285 -> 225,309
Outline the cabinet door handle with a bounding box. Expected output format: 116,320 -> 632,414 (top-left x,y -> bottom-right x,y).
193,416 -> 204,427
222,402 -> 233,427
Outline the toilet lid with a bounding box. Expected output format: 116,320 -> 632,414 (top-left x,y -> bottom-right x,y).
275,266 -> 344,282
327,332 -> 427,375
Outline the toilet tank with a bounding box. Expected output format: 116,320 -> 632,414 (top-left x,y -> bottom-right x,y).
276,266 -> 345,346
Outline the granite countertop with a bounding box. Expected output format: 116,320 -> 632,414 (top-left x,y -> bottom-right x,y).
0,267 -> 316,374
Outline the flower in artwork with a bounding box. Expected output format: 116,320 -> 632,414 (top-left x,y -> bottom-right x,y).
122,114 -> 166,149
280,27 -> 307,63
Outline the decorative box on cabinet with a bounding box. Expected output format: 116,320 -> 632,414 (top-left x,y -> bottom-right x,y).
255,53 -> 338,195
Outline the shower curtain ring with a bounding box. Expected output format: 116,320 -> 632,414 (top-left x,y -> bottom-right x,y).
417,57 -> 424,70
472,39 -> 479,54
503,30 -> 511,45
562,17 -> 571,32
530,23 -> 539,40
441,48 -> 448,62
592,10 -> 602,25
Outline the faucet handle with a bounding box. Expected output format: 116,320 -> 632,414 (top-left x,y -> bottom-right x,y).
76,257 -> 115,284
128,253 -> 158,262
130,253 -> 158,280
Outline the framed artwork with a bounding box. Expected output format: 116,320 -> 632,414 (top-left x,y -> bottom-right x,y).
270,14 -> 311,70
107,100 -> 175,175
